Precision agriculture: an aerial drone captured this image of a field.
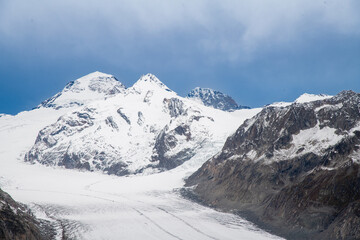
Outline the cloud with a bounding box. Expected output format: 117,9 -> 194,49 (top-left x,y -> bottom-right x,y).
0,0 -> 359,63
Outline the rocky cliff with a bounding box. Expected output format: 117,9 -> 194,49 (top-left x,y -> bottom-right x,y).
0,188 -> 53,240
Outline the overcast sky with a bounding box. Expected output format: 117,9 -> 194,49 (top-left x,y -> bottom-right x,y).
1,0 -> 360,114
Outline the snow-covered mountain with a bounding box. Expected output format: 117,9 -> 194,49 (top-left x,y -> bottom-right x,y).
37,71 -> 125,109
187,87 -> 249,111
25,73 -> 256,175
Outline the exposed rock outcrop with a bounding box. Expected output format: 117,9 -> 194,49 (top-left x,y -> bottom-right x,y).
0,188 -> 53,240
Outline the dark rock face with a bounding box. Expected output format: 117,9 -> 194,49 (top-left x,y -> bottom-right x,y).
163,98 -> 185,118
149,98 -> 215,170
117,108 -> 131,125
104,162 -> 129,176
151,124 -> 195,169
0,188 -> 53,240
105,116 -> 119,130
186,91 -> 360,240
187,87 -> 249,111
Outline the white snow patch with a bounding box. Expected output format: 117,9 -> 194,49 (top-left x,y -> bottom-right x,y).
315,103 -> 343,112
320,166 -> 336,171
269,124 -> 343,163
266,93 -> 332,108
246,150 -> 257,159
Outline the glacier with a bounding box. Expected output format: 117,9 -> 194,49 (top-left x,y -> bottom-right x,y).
0,72 -> 283,239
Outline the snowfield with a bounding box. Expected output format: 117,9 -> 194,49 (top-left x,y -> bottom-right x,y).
0,106 -> 282,239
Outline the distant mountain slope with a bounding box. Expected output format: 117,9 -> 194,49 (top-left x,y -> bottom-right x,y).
25,73 -> 256,175
187,87 -> 249,111
186,90 -> 360,239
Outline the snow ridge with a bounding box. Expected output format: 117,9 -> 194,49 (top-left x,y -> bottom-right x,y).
295,93 -> 332,103
266,93 -> 333,108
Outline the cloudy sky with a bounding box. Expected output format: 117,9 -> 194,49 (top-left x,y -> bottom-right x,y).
1,0 -> 359,114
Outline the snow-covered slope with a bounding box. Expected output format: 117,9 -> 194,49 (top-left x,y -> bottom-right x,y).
187,87 -> 249,111
26,73 -> 259,176
37,71 -> 125,109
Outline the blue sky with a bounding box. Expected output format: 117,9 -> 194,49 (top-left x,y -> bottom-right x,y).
1,0 -> 360,114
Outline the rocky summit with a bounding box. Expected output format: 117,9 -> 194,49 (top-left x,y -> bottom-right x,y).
187,87 -> 249,111
186,90 -> 360,240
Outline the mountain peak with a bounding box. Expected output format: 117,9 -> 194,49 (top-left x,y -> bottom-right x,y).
187,87 -> 249,111
72,71 -> 123,89
137,73 -> 164,85
39,72 -> 125,109
80,71 -> 114,80
132,73 -> 172,92
139,73 -> 160,82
